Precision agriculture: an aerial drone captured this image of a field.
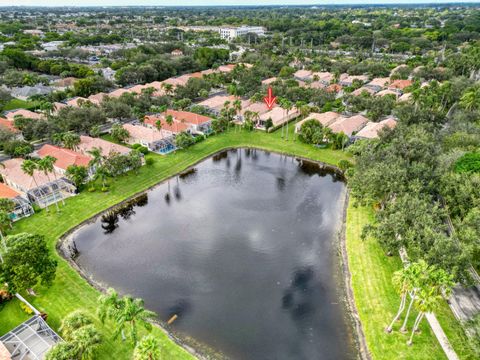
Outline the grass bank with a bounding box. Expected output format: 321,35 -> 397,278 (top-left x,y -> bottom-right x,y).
346,202 -> 476,359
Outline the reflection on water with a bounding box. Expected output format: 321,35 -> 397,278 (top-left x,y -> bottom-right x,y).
74,149 -> 355,360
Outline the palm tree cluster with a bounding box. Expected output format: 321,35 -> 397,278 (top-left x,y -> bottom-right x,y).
387,260 -> 454,346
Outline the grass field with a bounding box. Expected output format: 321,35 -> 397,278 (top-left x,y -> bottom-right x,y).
0,125 -> 475,359
346,202 -> 476,359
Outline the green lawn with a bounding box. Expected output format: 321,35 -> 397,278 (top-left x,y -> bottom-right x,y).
346,202 -> 476,359
0,125 -> 474,359
1,98 -> 40,112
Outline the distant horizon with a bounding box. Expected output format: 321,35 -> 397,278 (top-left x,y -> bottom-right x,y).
1,0 -> 480,8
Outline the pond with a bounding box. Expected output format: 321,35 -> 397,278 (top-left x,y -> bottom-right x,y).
72,149 -> 356,360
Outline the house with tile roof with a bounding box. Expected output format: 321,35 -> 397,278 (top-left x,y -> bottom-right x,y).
77,135 -> 131,158
123,123 -> 176,154
328,114 -> 369,137
355,117 -> 397,139
65,97 -> 89,108
88,92 -> 108,105
257,106 -> 300,130
0,158 -> 75,208
388,79 -> 413,93
36,144 -> 92,175
0,117 -> 19,133
144,115 -> 192,135
365,77 -> 390,92
4,109 -> 44,121
295,112 -> 342,133
351,87 -> 376,97
165,110 -> 213,134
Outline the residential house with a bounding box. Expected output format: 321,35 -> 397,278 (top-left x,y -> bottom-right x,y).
88,92 -> 108,105
261,77 -> 277,86
123,123 -> 175,154
388,79 -> 412,93
53,102 -> 67,114
397,92 -> 412,103
165,110 -> 213,134
0,117 -> 18,133
339,74 -> 369,87
198,95 -> 249,116
355,117 -> 397,139
311,71 -> 334,85
257,106 -> 300,130
351,87 -> 375,97
144,115 -> 192,135
4,109 -> 44,121
0,183 -> 34,221
65,97 -> 88,108
109,88 -> 130,98
328,114 -> 369,137
0,158 -> 75,208
293,70 -> 313,81
36,144 -> 93,176
365,77 -> 390,92
375,89 -> 399,98
295,112 -> 342,133
77,135 -> 131,158
11,85 -> 53,100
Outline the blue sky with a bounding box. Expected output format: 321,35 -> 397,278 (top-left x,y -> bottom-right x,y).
1,0 -> 479,6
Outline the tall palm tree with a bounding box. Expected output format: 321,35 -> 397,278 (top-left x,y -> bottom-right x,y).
283,99 -> 293,141
21,159 -> 48,211
60,311 -> 93,340
407,267 -> 453,346
386,264 -> 415,333
232,99 -> 242,132
133,335 -> 162,360
37,156 -> 60,212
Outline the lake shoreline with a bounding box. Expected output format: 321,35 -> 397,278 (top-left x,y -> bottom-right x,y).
57,146 -> 367,360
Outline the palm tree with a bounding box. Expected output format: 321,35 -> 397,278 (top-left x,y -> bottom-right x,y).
97,288 -> 156,345
95,165 -> 109,192
63,133 -> 81,151
21,159 -> 48,211
407,267 -> 454,346
37,156 -> 60,212
232,99 -> 242,132
282,99 -> 293,141
460,86 -> 480,111
60,311 -> 93,340
386,265 -> 416,333
70,324 -> 102,359
162,83 -> 174,96
155,120 -> 163,137
134,335 -> 162,360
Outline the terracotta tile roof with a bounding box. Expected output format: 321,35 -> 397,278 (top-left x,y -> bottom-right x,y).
4,109 -> 44,120
217,64 -> 235,73
37,144 -> 91,170
261,77 -> 277,85
144,115 -> 191,133
198,95 -> 249,112
123,123 -> 165,143
0,117 -> 18,133
54,77 -> 78,87
88,92 -> 107,105
0,182 -> 20,199
367,77 -> 390,88
77,135 -> 130,157
109,88 -> 130,98
259,106 -> 300,126
65,97 -> 88,107
128,85 -> 148,94
329,114 -> 369,136
326,84 -> 342,93
375,89 -> 399,97
166,110 -> 212,125
397,92 -> 412,102
388,79 -> 412,90
294,69 -> 312,79
351,87 -> 375,96
0,158 -> 63,192
311,71 -> 334,83
340,74 -> 369,85
241,102 -> 270,115
295,112 -> 342,132
356,117 -> 397,139
53,102 -> 67,113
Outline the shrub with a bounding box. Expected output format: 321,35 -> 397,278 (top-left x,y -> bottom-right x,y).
455,152 -> 480,174
20,301 -> 34,315
338,159 -> 353,172
145,157 -> 154,166
0,289 -> 13,304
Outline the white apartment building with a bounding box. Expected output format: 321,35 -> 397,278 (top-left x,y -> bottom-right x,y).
219,26 -> 266,40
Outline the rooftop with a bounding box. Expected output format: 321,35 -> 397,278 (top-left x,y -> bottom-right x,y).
0,182 -> 20,199
37,144 -> 91,170
78,135 -> 130,157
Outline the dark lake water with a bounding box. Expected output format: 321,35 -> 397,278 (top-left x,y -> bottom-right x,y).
73,149 -> 356,360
